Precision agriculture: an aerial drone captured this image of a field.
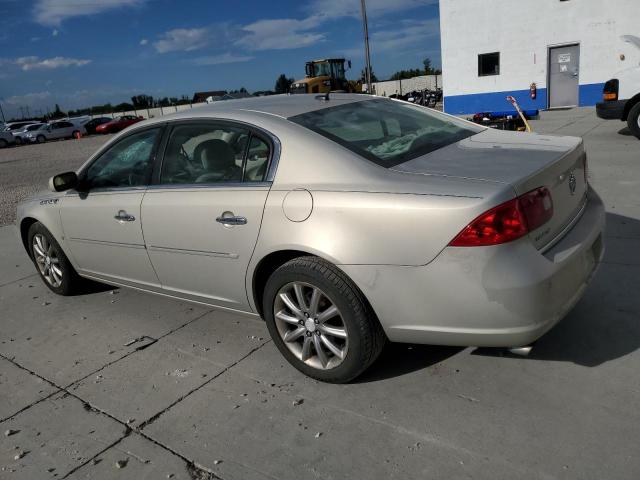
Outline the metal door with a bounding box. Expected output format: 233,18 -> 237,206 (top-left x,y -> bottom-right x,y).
548,44 -> 580,108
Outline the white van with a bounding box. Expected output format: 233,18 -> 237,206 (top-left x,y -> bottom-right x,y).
597,35 -> 640,139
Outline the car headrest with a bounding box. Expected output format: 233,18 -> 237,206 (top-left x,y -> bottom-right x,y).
194,139 -> 236,171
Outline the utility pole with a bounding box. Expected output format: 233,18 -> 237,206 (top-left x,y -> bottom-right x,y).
360,0 -> 372,93
0,99 -> 5,123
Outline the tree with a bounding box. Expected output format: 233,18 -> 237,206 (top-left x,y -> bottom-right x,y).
131,94 -> 154,109
360,67 -> 378,83
274,74 -> 294,94
422,57 -> 432,75
48,104 -> 66,120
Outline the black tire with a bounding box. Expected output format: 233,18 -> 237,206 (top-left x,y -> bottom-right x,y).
0,139 -> 7,148
36,135 -> 46,143
263,256 -> 386,383
28,222 -> 84,296
627,102 -> 640,140
14,137 -> 22,146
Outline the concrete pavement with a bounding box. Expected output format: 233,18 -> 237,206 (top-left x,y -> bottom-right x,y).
1,107 -> 639,479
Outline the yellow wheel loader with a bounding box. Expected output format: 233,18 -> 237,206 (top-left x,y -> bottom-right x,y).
290,59 -> 363,94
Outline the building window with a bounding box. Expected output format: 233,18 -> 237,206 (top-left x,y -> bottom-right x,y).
478,52 -> 500,76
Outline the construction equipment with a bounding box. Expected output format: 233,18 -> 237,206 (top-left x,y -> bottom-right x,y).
290,59 -> 363,94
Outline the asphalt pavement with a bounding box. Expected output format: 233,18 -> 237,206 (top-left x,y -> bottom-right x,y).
0,108 -> 639,479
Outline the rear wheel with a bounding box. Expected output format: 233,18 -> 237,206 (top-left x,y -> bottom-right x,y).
71,130 -> 80,139
263,256 -> 386,383
627,102 -> 640,140
28,222 -> 84,295
36,135 -> 46,143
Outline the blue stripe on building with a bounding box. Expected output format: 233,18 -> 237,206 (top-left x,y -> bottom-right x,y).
443,83 -> 604,114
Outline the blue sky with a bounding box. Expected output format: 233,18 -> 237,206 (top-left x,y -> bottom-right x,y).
0,0 -> 441,119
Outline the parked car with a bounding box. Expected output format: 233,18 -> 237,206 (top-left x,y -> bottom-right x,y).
0,129 -> 15,148
596,35 -> 640,139
17,94 -> 604,383
23,121 -> 84,143
83,117 -> 113,135
3,121 -> 38,132
12,123 -> 45,145
95,115 -> 143,134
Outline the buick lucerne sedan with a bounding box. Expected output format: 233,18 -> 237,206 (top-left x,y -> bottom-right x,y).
17,94 -> 605,383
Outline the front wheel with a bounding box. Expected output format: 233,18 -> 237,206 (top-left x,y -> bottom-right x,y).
263,256 -> 386,383
28,222 -> 84,295
0,139 -> 7,148
627,102 -> 640,140
36,135 -> 46,143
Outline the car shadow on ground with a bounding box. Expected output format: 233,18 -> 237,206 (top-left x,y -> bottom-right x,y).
617,126 -> 633,136
355,343 -> 464,383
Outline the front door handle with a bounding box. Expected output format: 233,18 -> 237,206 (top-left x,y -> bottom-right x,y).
216,215 -> 247,226
114,210 -> 136,222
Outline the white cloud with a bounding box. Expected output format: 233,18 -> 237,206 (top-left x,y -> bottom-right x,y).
31,37 -> 41,42
15,56 -> 91,71
153,28 -> 209,53
52,29 -> 59,36
310,0 -> 436,18
235,16 -> 326,51
139,38 -> 148,45
4,91 -> 52,105
33,0 -> 146,26
190,53 -> 254,66
371,18 -> 439,52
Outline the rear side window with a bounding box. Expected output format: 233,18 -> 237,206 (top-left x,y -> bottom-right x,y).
159,123 -> 271,185
290,99 -> 481,168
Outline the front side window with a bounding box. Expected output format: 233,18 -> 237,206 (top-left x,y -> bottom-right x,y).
290,99 -> 481,168
478,52 -> 500,76
84,128 -> 160,189
160,124 -> 270,185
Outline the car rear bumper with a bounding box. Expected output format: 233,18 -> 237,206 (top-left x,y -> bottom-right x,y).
596,100 -> 626,120
340,188 -> 605,347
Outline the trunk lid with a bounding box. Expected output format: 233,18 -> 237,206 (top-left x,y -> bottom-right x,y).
392,129 -> 588,249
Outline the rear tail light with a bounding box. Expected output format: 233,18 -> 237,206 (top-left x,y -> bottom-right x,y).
602,79 -> 619,101
449,187 -> 553,247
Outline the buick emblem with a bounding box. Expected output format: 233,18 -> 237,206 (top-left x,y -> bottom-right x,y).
568,172 -> 577,195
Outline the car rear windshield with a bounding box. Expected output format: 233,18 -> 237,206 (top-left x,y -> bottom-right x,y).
289,99 -> 482,168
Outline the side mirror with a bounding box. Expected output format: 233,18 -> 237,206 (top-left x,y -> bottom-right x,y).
49,171 -> 78,192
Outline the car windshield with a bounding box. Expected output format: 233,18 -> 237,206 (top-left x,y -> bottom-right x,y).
290,99 -> 482,168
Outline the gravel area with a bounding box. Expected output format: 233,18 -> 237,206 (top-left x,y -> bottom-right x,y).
0,136 -> 111,226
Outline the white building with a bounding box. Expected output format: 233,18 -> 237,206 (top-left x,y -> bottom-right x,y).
439,0 -> 640,114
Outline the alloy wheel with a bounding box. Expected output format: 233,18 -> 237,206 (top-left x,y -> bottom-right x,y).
273,282 -> 348,370
32,233 -> 63,288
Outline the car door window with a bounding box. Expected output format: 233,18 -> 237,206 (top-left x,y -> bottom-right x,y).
160,124 -> 252,185
243,136 -> 270,182
84,128 -> 161,189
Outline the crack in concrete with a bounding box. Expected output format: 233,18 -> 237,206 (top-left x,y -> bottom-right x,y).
0,309 -> 213,422
59,430 -> 131,479
138,339 -> 271,430
0,273 -> 38,289
0,330 -> 271,480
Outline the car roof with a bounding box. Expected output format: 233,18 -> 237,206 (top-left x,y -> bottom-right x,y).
182,93 -> 372,120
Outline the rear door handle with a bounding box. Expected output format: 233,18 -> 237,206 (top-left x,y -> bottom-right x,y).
114,210 -> 136,222
216,215 -> 247,226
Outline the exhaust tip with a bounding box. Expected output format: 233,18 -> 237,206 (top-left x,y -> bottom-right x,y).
507,345 -> 533,357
